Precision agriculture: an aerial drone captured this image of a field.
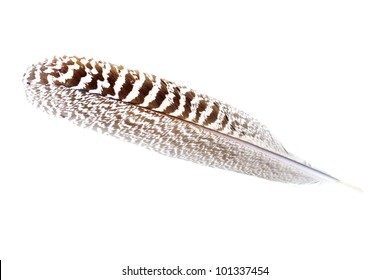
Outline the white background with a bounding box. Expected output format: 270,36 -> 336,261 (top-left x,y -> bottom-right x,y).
0,0 -> 389,279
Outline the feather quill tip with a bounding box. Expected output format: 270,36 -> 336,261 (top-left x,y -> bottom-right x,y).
337,180 -> 363,192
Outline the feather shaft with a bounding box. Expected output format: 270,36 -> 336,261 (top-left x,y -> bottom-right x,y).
22,56 -> 343,185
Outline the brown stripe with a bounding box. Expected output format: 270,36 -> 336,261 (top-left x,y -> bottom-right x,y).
131,73 -> 153,104
85,61 -> 104,90
118,71 -> 136,100
94,62 -> 104,78
180,90 -> 195,119
40,71 -> 48,84
61,63 -> 69,74
164,86 -> 181,114
102,64 -> 119,96
67,59 -> 75,65
148,79 -> 168,109
193,98 -> 207,123
64,63 -> 87,87
85,75 -> 99,90
85,61 -> 93,69
204,102 -> 220,125
38,64 -> 49,84
49,61 -> 62,81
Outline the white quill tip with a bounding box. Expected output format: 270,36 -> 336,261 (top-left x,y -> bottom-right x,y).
337,180 -> 363,192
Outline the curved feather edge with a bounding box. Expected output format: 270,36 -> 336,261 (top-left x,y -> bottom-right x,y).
22,56 -> 344,185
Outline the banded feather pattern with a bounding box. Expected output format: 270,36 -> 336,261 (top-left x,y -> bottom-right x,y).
23,55 -> 338,184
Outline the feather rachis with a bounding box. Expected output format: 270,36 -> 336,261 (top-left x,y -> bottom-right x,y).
23,55 -> 340,184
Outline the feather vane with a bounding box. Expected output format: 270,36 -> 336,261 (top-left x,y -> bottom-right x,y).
22,56 -> 339,184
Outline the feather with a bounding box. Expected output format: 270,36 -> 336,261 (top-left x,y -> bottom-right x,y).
22,55 -> 340,184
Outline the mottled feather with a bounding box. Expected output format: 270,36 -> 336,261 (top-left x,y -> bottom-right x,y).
22,56 -> 339,184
